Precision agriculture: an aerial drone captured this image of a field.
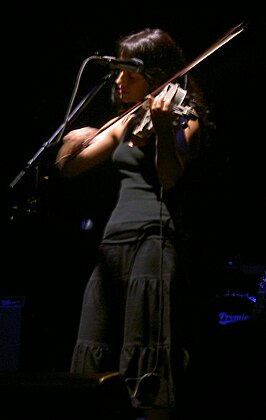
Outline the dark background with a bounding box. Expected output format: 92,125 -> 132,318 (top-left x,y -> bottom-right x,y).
2,3 -> 265,373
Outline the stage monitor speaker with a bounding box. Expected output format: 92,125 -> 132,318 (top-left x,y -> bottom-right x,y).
0,296 -> 25,371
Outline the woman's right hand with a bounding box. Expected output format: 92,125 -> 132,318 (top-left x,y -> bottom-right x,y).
55,126 -> 98,169
63,126 -> 98,148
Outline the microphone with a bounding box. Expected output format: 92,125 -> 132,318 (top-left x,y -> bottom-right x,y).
91,56 -> 144,73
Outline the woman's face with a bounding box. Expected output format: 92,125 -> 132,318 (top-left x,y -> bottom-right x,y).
115,70 -> 150,104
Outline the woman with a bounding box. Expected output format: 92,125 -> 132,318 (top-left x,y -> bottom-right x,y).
56,28 -> 213,419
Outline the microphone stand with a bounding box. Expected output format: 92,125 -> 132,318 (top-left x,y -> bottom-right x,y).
9,72 -> 115,189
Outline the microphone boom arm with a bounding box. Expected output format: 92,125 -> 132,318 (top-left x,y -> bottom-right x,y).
9,72 -> 115,189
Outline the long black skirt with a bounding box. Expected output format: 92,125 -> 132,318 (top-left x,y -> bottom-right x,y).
70,230 -> 190,410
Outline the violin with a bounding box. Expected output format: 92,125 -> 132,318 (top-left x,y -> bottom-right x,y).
77,80 -> 197,153
131,82 -> 197,140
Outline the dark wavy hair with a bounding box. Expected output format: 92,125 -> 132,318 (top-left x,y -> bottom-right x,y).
116,28 -> 187,90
